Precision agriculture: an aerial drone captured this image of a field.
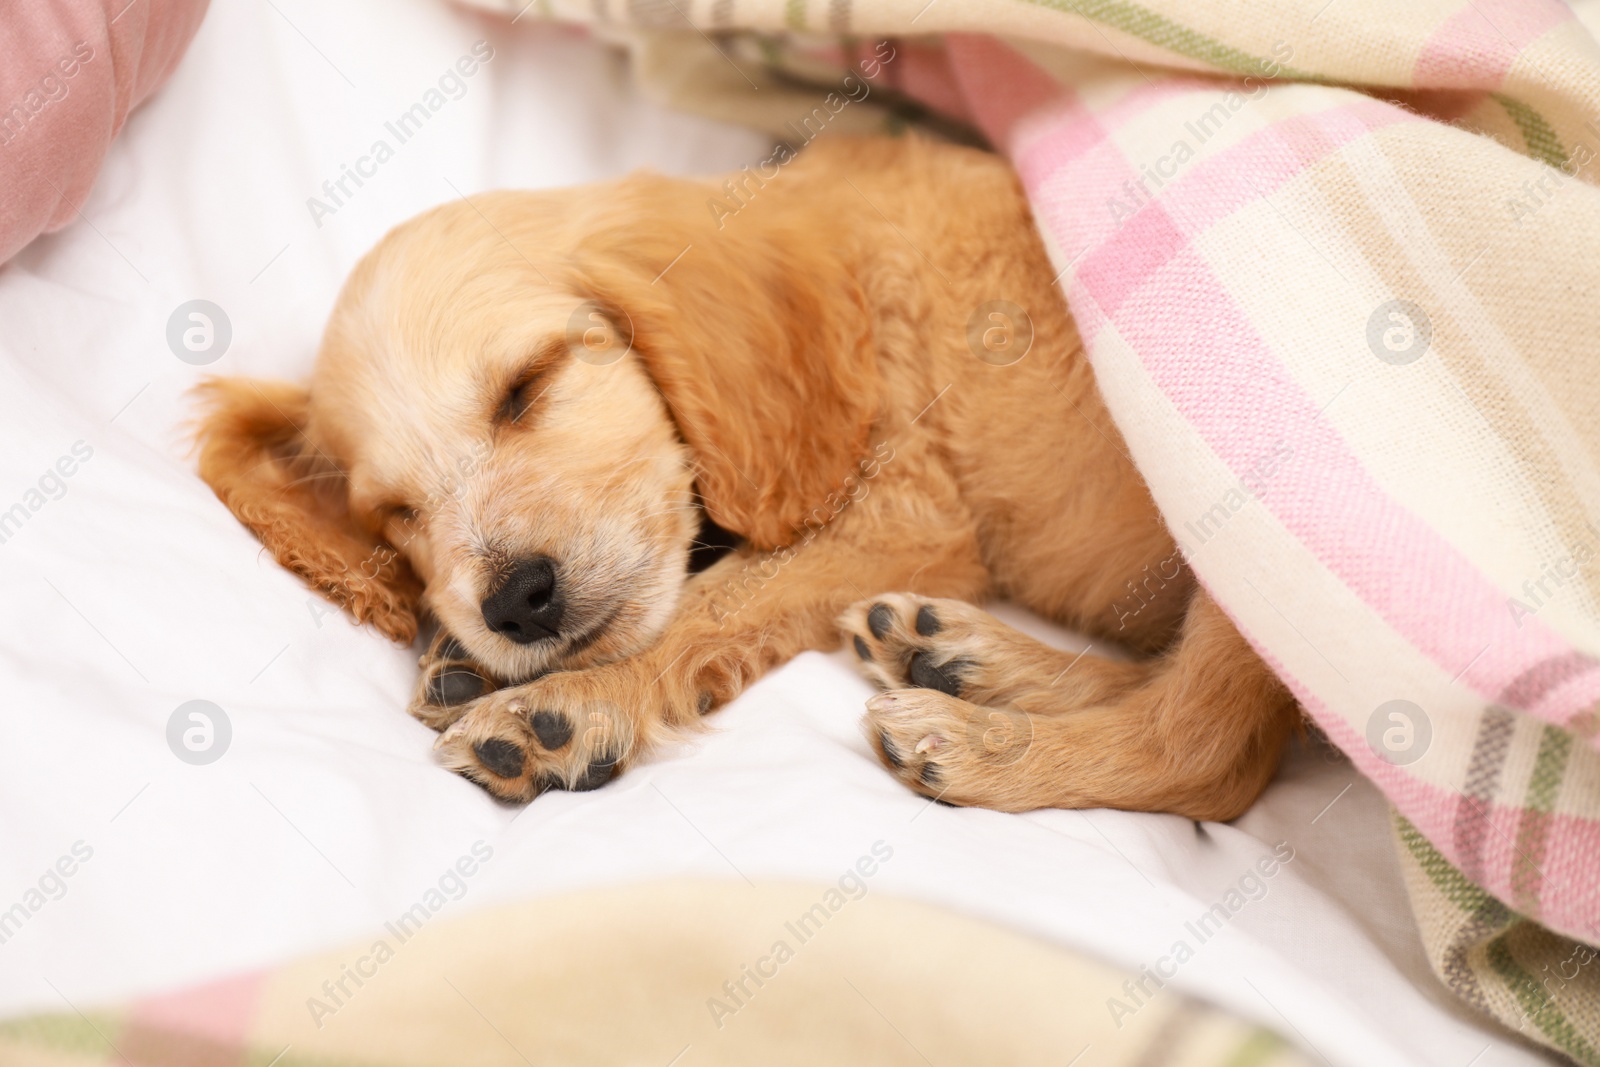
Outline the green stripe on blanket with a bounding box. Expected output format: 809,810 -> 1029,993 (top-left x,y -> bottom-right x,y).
1512,725 -> 1574,915
1487,934 -> 1600,1065
1494,93 -> 1567,167
1399,812 -> 1600,1067
1027,0 -> 1318,81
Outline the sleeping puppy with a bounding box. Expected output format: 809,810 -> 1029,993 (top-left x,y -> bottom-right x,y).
194,136 -> 1296,819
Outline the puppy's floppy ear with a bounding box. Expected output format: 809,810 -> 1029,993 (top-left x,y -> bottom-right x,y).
191,378 -> 421,643
569,174 -> 881,552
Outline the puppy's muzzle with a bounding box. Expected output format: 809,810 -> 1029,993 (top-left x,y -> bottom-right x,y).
481,555 -> 565,643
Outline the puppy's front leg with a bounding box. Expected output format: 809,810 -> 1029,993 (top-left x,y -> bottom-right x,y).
435,454 -> 990,801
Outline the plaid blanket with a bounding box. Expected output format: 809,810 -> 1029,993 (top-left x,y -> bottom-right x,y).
0,880 -> 1311,1066
452,0 -> 1600,1060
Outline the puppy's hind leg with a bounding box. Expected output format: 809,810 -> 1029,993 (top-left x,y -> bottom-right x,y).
839,593 -> 1143,712
409,627 -> 507,731
857,590 -> 1297,821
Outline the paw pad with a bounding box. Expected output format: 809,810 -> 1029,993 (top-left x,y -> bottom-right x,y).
531,710 -> 573,750
412,628 -> 509,732
908,652 -> 965,697
867,603 -> 894,640
572,755 -> 617,791
428,667 -> 490,707
473,738 -> 525,779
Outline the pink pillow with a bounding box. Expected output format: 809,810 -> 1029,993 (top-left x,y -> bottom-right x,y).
0,0 -> 210,264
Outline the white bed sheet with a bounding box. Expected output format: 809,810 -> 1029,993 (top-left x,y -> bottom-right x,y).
0,1 -> 1557,1063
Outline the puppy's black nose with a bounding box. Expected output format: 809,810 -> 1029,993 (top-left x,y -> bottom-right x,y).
481,556 -> 564,643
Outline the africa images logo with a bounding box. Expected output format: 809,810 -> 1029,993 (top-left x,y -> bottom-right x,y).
305,42 -> 496,228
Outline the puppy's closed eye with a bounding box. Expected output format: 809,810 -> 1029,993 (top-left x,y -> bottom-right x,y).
497,342 -> 566,426
380,503 -> 421,544
499,368 -> 549,425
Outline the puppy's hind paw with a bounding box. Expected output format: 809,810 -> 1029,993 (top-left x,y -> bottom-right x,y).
864,688 -> 1036,808
839,593 -> 981,697
841,593 -> 1139,713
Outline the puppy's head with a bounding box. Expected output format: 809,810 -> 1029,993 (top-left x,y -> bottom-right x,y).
194,172 -> 878,681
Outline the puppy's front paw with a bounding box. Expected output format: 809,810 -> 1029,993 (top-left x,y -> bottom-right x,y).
409,629 -> 506,731
865,689 -> 1036,808
434,666 -> 643,802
